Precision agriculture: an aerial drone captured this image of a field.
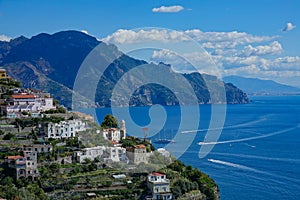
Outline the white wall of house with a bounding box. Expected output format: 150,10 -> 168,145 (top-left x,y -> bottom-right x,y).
75,146 -> 105,163
102,128 -> 126,142
1,93 -> 56,118
147,173 -> 172,200
75,146 -> 127,163
46,119 -> 86,139
104,146 -> 127,163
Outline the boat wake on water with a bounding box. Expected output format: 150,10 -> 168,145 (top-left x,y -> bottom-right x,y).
207,158 -> 300,186
181,116 -> 268,134
207,158 -> 264,173
198,125 -> 298,145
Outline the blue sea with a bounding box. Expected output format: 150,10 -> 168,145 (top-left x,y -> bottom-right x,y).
82,95 -> 300,200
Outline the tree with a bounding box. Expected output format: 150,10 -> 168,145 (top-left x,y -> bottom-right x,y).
3,132 -> 14,140
0,177 -> 18,199
49,163 -> 60,173
26,183 -> 49,200
101,114 -> 118,128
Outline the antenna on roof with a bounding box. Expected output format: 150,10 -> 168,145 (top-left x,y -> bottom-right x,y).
141,127 -> 149,142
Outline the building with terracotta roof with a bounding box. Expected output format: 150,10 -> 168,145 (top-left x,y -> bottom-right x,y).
102,120 -> 126,142
0,92 -> 55,118
5,151 -> 39,180
147,172 -> 172,200
126,144 -> 148,164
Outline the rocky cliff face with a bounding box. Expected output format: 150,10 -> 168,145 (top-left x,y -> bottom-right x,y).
0,30 -> 249,108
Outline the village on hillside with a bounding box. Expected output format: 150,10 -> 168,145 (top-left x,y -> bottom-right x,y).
0,68 -> 218,200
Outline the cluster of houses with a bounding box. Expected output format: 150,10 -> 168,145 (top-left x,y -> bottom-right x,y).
0,68 -> 56,118
5,144 -> 53,181
73,120 -> 149,165
0,66 -> 173,199
0,90 -> 56,118
4,116 -> 173,199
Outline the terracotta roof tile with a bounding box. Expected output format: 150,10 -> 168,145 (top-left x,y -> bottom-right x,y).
6,155 -> 23,160
11,94 -> 35,99
134,144 -> 146,149
149,172 -> 165,176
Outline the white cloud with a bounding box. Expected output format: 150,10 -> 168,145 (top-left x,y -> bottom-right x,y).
102,29 -> 276,49
217,55 -> 260,69
269,56 -> 300,71
240,41 -> 283,57
151,49 -> 192,72
103,29 -> 189,44
221,55 -> 300,81
224,64 -> 261,76
185,30 -> 274,44
283,22 -> 296,32
151,49 -> 222,75
0,34 -> 11,42
81,30 -> 89,35
152,5 -> 184,13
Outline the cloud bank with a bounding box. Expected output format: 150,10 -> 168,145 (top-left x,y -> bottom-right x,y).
102,28 -> 300,87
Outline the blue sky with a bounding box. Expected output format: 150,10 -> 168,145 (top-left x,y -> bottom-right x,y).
0,0 -> 300,86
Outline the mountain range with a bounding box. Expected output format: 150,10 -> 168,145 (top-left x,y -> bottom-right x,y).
223,76 -> 300,95
0,30 -> 249,108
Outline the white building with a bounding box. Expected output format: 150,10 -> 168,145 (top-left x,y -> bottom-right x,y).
1,92 -> 55,118
104,146 -> 127,163
74,146 -> 127,163
46,119 -> 86,139
157,148 -> 171,158
75,146 -> 105,163
102,120 -> 126,142
147,172 -> 173,200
